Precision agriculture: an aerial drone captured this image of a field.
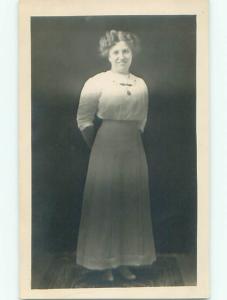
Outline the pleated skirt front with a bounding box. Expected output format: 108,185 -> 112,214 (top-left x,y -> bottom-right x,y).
76,120 -> 156,270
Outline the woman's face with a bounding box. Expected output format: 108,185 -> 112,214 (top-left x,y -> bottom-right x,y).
108,41 -> 132,74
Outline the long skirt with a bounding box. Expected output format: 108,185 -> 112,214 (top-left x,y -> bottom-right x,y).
76,120 -> 156,270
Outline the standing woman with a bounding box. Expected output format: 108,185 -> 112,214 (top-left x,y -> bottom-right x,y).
76,30 -> 156,282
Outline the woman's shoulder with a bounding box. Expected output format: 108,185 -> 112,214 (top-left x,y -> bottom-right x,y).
131,73 -> 148,90
86,71 -> 109,83
82,72 -> 107,91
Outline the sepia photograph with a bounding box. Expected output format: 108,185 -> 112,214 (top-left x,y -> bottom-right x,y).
19,0 -> 209,298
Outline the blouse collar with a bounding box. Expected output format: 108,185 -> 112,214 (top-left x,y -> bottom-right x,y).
106,70 -> 137,85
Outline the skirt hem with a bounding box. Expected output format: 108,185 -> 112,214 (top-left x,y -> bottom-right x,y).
76,254 -> 157,270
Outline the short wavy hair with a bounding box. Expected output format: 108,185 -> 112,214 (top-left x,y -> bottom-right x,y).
99,30 -> 141,58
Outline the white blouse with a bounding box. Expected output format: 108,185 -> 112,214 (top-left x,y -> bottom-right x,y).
77,70 -> 149,132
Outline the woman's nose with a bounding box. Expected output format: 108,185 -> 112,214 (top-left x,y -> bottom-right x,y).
118,52 -> 124,59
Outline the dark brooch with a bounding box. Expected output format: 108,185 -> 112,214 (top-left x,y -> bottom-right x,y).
120,83 -> 133,96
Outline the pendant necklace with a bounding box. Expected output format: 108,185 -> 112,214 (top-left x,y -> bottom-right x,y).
119,83 -> 133,96
111,71 -> 134,96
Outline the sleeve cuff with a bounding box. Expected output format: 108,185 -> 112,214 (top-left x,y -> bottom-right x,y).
78,122 -> 94,131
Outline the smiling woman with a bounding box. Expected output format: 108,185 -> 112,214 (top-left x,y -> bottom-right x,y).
76,30 -> 156,282
108,41 -> 133,74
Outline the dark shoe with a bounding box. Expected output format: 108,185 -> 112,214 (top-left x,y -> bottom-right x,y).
118,266 -> 136,280
102,269 -> 114,282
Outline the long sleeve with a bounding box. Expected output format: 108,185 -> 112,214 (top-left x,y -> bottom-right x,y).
139,80 -> 149,132
77,76 -> 102,131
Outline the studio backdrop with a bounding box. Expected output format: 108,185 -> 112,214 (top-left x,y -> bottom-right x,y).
31,15 -> 196,261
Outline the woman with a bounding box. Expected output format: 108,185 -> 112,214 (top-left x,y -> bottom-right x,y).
76,30 -> 156,282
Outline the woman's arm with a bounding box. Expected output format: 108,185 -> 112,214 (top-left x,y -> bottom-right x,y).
139,79 -> 149,133
80,125 -> 95,149
76,75 -> 102,148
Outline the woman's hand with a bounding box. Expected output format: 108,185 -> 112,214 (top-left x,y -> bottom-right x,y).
81,126 -> 95,149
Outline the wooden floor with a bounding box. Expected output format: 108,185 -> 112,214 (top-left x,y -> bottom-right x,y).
32,252 -> 196,289
175,253 -> 197,285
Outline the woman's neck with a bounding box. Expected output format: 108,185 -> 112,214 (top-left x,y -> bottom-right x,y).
110,67 -> 130,74
109,69 -> 130,76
